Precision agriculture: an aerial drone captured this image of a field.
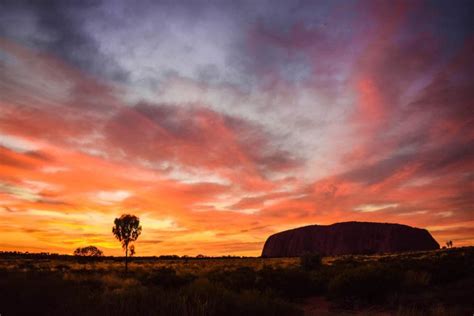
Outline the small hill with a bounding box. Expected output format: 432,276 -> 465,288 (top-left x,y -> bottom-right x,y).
261,221 -> 439,257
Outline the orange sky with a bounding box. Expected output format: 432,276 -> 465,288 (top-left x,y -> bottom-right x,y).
0,1 -> 473,256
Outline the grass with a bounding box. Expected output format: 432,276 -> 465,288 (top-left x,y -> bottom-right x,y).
0,247 -> 473,315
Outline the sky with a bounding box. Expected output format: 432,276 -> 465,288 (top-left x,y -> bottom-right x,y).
0,0 -> 473,256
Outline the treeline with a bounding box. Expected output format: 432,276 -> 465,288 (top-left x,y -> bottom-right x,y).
0,251 -> 251,260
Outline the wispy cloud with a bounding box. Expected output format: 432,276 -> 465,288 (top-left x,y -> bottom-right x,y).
95,190 -> 132,204
354,203 -> 399,213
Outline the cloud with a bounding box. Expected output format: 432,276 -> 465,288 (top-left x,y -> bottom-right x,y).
140,215 -> 183,232
0,182 -> 42,202
103,103 -> 301,189
354,203 -> 399,213
0,0 -> 128,82
95,190 -> 131,204
0,147 -> 36,169
41,166 -> 69,174
0,134 -> 37,152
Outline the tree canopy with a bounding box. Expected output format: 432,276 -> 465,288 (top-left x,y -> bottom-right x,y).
73,246 -> 103,257
112,214 -> 142,272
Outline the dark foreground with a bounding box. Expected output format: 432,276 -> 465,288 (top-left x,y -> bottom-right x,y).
0,247 -> 473,315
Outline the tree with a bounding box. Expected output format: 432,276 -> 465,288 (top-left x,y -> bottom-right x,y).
73,245 -> 104,257
446,240 -> 453,248
112,214 -> 142,273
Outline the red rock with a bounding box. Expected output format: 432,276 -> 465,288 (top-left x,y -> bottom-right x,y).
261,221 -> 439,257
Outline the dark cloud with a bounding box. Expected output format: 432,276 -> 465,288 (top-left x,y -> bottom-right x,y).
25,150 -> 53,162
342,153 -> 413,185
104,103 -> 302,179
229,196 -> 265,210
337,5 -> 474,188
3,206 -> 16,213
419,140 -> 474,174
340,138 -> 474,186
239,225 -> 269,233
0,0 -> 128,82
435,192 -> 474,215
37,199 -> 72,206
0,147 -> 35,169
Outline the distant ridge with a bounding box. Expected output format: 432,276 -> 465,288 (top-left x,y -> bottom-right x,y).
261,221 -> 439,257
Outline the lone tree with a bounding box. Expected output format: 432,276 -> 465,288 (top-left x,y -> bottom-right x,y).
112,214 -> 142,273
74,245 -> 104,257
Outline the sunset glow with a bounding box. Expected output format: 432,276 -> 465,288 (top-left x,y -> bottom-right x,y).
0,1 -> 473,256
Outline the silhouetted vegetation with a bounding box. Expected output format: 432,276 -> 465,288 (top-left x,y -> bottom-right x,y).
112,214 -> 142,273
74,246 -> 104,257
300,252 -> 322,270
145,267 -> 196,289
0,247 -> 473,315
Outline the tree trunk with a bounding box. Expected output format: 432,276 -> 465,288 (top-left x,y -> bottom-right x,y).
125,244 -> 128,274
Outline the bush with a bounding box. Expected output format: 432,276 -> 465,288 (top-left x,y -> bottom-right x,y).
74,246 -> 103,257
300,252 -> 322,270
402,270 -> 431,291
208,265 -> 321,298
256,266 -> 316,299
0,270 -> 302,316
208,266 -> 257,291
328,264 -> 402,305
183,278 -> 302,316
145,267 -> 195,289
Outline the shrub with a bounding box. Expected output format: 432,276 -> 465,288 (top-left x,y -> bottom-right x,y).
300,252 -> 322,270
146,267 -> 195,289
183,278 -> 302,316
308,270 -> 331,294
74,246 -> 103,257
208,266 -> 257,291
328,264 -> 402,305
402,270 -> 431,291
256,266 -> 316,299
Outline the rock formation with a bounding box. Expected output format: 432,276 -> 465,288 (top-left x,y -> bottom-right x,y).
261,221 -> 439,257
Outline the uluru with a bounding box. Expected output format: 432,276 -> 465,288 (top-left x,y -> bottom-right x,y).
262,221 -> 440,257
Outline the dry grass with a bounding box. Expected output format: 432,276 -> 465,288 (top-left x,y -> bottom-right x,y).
0,256 -> 300,275
0,248 -> 472,315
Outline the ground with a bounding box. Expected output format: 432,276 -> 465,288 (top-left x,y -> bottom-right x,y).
0,247 -> 473,315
